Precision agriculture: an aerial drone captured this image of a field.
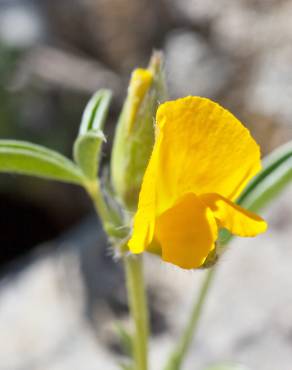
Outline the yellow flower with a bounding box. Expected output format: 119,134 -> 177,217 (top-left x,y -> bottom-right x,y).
128,96 -> 267,269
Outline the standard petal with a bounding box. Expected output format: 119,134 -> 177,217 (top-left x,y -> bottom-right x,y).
154,193 -> 218,269
129,96 -> 263,254
200,193 -> 268,237
155,96 -> 262,204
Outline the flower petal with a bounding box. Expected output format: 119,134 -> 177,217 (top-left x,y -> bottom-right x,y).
156,96 -> 262,203
154,193 -> 218,269
129,96 -> 263,254
200,193 -> 268,237
128,134 -> 163,252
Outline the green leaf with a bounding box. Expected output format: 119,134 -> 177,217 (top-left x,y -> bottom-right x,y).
0,140 -> 85,185
237,141 -> 292,212
239,157 -> 292,212
204,365 -> 249,370
79,89 -> 112,135
115,322 -> 133,357
73,131 -> 105,180
74,89 -> 111,179
119,363 -> 134,370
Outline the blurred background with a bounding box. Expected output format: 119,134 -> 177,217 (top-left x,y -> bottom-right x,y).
0,1 -> 292,369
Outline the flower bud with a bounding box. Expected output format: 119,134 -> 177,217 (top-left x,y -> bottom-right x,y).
111,52 -> 166,210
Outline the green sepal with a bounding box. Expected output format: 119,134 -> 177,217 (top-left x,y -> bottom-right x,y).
200,248 -> 218,269
0,140 -> 85,185
74,89 -> 111,179
237,141 -> 292,212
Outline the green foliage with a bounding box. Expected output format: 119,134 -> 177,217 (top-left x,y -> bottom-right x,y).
74,131 -> 105,180
119,363 -> 134,370
115,322 -> 133,358
0,140 -> 85,184
74,89 -> 111,180
238,141 -> 292,212
204,365 -> 249,370
115,322 -> 134,370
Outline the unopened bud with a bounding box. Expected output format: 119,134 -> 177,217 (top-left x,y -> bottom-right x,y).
111,51 -> 166,210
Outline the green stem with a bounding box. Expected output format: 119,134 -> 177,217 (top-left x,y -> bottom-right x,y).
164,268 -> 216,370
86,179 -> 149,369
124,254 -> 149,370
86,179 -> 127,238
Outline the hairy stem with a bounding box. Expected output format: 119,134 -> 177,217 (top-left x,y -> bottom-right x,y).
124,254 -> 149,370
87,180 -> 149,369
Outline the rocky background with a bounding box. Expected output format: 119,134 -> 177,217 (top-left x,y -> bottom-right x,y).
0,0 -> 292,369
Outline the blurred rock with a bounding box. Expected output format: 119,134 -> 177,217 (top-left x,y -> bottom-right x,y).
14,46 -> 122,97
0,215 -> 170,370
0,216 -> 122,370
164,30 -> 234,98
165,0 -> 224,24
245,46 -> 292,127
0,2 -> 44,49
212,1 -> 292,57
169,0 -> 292,56
43,0 -> 170,72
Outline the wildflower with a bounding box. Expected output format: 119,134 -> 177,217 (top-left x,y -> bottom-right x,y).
128,96 -> 267,269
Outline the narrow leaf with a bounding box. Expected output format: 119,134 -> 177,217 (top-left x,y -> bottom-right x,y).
238,140 -> 292,209
74,89 -> 111,179
73,131 -> 105,180
79,89 -> 112,134
0,140 -> 85,185
239,157 -> 292,212
220,140 -> 292,247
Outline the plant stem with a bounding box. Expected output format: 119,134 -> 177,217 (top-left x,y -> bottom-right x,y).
87,179 -> 149,369
86,179 -> 127,238
164,268 -> 216,370
124,254 -> 149,370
